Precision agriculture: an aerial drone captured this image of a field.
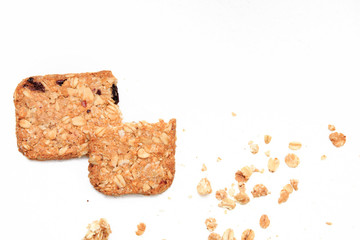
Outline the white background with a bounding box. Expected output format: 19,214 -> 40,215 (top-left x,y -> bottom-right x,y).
1,0 -> 360,239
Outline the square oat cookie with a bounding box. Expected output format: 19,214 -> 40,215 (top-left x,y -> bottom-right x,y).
88,119 -> 176,196
14,71 -> 122,160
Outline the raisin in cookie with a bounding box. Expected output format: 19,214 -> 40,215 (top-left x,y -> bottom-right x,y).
88,119 -> 176,196
14,71 -> 122,160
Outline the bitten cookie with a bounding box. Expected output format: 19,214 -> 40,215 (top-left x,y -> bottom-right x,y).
88,119 -> 176,196
14,71 -> 122,160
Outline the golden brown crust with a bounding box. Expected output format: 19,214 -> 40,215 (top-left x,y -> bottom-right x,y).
14,71 -> 122,160
88,119 -> 176,196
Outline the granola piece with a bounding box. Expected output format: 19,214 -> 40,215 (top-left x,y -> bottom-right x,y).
205,218 -> 218,232
197,178 -> 212,195
136,223 -> 146,236
329,132 -> 346,147
321,155 -> 327,160
202,164 -> 208,171
218,197 -> 236,210
238,182 -> 246,192
283,184 -> 293,194
250,143 -> 259,154
209,232 -> 221,240
14,71 -> 122,160
251,184 -> 269,198
285,153 -> 300,168
235,166 -> 253,183
264,135 -> 272,144
88,119 -> 176,196
289,141 -> 302,150
328,124 -> 336,131
268,158 -> 280,173
278,182 -> 296,204
234,191 -> 250,205
83,218 -> 111,240
278,189 -> 290,204
290,179 -> 299,191
216,189 -> 228,200
259,214 -> 270,229
241,229 -> 255,240
264,150 -> 270,157
222,228 -> 235,240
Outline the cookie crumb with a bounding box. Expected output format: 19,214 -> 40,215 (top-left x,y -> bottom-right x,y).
250,143 -> 259,154
285,153 -> 300,168
83,218 -> 111,240
328,124 -> 336,131
182,129 -> 186,132
234,191 -> 250,205
289,141 -> 302,150
197,178 -> 212,195
264,135 -> 272,144
135,223 -> 146,236
205,218 -> 218,232
248,140 -> 254,145
268,158 -> 280,173
87,200 -> 89,202
201,164 -> 207,171
218,197 -> 236,210
265,150 -> 271,157
321,155 -> 327,160
241,229 -> 255,240
259,214 -> 270,229
326,222 -> 333,225
188,195 -> 192,199
216,189 -> 228,200
235,166 -> 253,183
232,112 -> 237,117
217,157 -> 222,162
208,232 -> 221,240
251,184 -> 270,198
168,196 -> 171,200
290,179 -> 299,191
329,132 -> 346,147
222,228 -> 235,240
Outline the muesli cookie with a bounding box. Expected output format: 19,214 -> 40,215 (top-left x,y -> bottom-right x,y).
88,119 -> 176,196
14,71 -> 122,160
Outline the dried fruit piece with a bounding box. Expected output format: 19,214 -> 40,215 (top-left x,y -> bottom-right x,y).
83,218 -> 111,240
268,158 -> 280,173
250,143 -> 259,154
216,189 -> 228,200
197,178 -> 212,195
23,77 -> 45,92
235,166 -> 253,182
222,228 -> 235,240
205,218 -> 218,232
290,179 -> 299,191
135,222 -> 146,236
259,214 -> 270,229
241,229 -> 254,240
264,135 -> 272,144
96,89 -> 102,95
328,124 -> 336,131
289,141 -> 302,150
285,153 -> 300,168
111,84 -> 119,104
218,198 -> 236,210
56,79 -> 67,86
251,184 -> 269,198
234,192 -> 250,205
329,132 -> 346,147
209,233 -> 221,240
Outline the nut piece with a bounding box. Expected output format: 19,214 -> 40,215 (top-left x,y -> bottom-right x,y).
268,158 -> 280,173
290,179 -> 299,191
222,228 -> 235,240
234,192 -> 250,205
19,119 -> 31,128
209,233 -> 221,240
259,214 -> 270,229
278,189 -> 290,204
285,153 -> 300,168
264,135 -> 272,144
72,116 -> 86,126
328,124 -> 336,131
289,141 -> 302,150
197,178 -> 212,195
205,218 -> 218,232
251,184 -> 269,198
135,222 -> 146,236
250,144 -> 259,154
235,166 -> 253,182
241,229 -> 255,240
329,132 -> 346,147
83,218 -> 111,240
218,197 -> 236,210
216,189 -> 228,200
